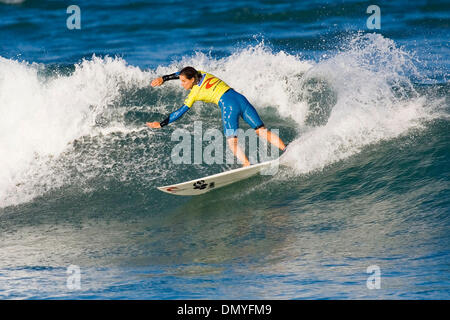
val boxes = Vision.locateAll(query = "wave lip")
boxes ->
[281,33,439,173]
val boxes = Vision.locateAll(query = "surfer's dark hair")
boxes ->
[179,66,202,83]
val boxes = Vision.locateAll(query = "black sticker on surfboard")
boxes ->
[193,180,207,190]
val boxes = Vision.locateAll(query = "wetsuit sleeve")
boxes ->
[160,105,190,127]
[162,71,180,82]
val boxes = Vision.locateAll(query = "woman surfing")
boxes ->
[147,66,286,167]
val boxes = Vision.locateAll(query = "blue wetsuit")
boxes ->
[160,72,264,137]
[218,89,264,137]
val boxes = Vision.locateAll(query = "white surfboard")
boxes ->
[157,159,281,196]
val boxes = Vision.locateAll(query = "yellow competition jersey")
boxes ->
[183,71,231,108]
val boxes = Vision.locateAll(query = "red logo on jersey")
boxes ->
[202,77,220,89]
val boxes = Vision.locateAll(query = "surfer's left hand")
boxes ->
[151,77,164,87]
[146,122,161,129]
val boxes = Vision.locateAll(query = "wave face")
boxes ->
[0,0,449,300]
[0,34,444,208]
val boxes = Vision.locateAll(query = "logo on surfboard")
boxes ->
[193,180,215,190]
[193,180,208,189]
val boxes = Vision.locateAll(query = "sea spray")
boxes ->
[0,56,150,207]
[280,33,435,173]
[0,35,441,207]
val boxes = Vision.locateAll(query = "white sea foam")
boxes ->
[279,34,435,173]
[0,56,150,207]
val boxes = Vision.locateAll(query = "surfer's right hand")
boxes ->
[146,122,161,129]
[151,77,164,87]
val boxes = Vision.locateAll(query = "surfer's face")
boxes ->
[180,74,195,90]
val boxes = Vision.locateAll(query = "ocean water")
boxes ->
[0,0,449,299]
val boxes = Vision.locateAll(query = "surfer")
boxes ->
[147,66,286,167]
